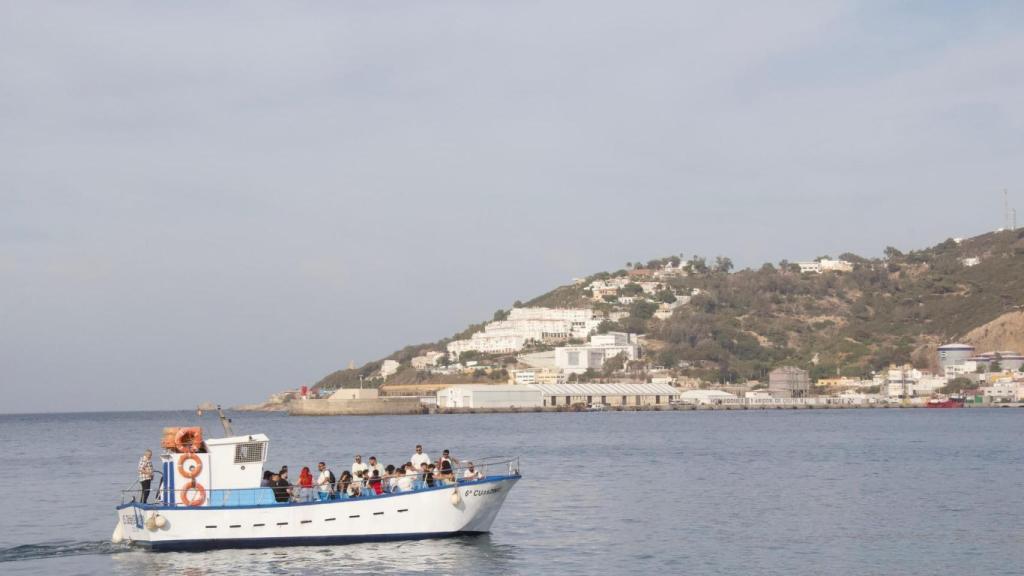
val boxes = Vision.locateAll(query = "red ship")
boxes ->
[926,396,965,408]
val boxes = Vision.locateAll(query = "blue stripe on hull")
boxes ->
[117,474,519,511]
[140,531,489,552]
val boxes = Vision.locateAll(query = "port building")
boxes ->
[530,382,680,407]
[436,385,543,409]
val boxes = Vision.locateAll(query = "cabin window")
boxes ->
[234,442,266,464]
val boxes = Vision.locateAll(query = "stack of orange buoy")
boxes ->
[173,427,206,506]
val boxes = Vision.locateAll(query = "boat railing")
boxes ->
[120,456,520,507]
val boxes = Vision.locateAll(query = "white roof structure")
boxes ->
[679,389,738,401]
[438,384,533,393]
[530,383,680,396]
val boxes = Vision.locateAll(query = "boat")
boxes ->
[586,403,608,412]
[113,413,520,551]
[925,395,965,408]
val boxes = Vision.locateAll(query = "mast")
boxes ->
[216,405,234,436]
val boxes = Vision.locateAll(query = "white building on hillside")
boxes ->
[446,307,601,359]
[447,335,526,358]
[380,359,400,380]
[411,351,446,369]
[797,259,853,274]
[555,332,640,374]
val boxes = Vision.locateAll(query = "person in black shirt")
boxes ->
[271,473,291,503]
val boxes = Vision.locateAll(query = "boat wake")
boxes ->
[0,541,130,563]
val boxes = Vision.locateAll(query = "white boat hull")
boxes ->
[116,475,519,551]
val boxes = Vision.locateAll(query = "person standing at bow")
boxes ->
[138,449,154,503]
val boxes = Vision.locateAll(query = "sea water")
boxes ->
[0,409,1021,575]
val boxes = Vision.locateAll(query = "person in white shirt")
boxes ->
[410,444,432,469]
[316,461,335,500]
[351,454,368,480]
[367,455,385,479]
[395,463,415,492]
[463,461,483,481]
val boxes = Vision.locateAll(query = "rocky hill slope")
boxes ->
[312,230,1024,390]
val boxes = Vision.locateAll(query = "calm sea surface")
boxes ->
[0,409,1021,575]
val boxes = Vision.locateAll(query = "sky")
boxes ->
[1,1,1022,413]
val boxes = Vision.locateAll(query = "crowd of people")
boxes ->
[260,445,486,503]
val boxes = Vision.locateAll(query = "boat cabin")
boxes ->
[159,431,270,507]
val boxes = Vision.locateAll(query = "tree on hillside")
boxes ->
[602,352,628,375]
[884,246,903,260]
[656,289,677,304]
[596,320,619,334]
[715,256,734,273]
[493,309,509,321]
[940,377,974,394]
[630,300,658,320]
[621,282,644,296]
[688,256,709,274]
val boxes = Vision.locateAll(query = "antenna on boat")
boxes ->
[216,405,234,436]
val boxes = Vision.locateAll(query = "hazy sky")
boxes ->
[2,1,1022,413]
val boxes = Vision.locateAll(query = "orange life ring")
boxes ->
[178,452,203,479]
[180,480,206,506]
[174,427,203,452]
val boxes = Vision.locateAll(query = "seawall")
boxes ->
[288,397,425,416]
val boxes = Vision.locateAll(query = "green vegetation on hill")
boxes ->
[311,230,1024,390]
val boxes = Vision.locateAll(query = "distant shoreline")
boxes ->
[236,402,1024,416]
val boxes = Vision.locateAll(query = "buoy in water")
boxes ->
[450,490,461,506]
[111,522,124,543]
[154,514,167,528]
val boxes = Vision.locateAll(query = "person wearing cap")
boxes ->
[410,444,431,469]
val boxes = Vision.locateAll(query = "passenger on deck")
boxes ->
[298,467,314,502]
[463,462,483,481]
[383,464,396,493]
[261,470,273,487]
[349,471,363,497]
[437,449,457,483]
[368,456,384,479]
[336,470,353,498]
[351,454,368,480]
[271,473,290,503]
[411,444,431,469]
[137,449,153,503]
[396,463,415,492]
[316,462,335,500]
[369,470,383,495]
[420,463,435,488]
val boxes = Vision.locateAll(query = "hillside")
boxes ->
[311,230,1024,390]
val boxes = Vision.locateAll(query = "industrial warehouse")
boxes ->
[434,382,681,409]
